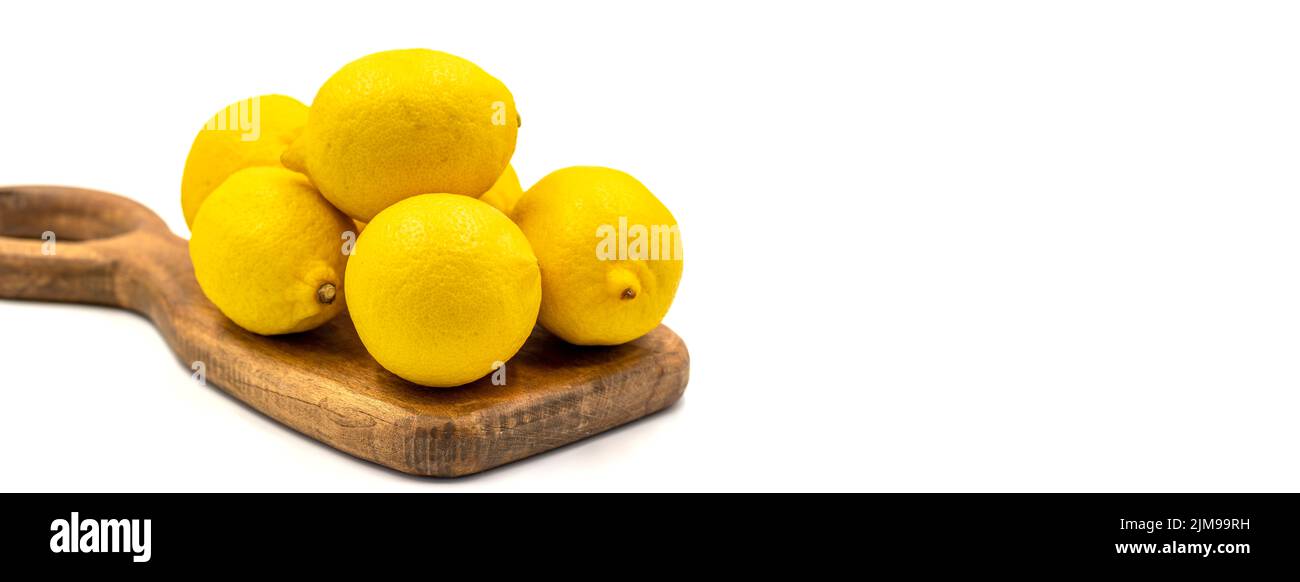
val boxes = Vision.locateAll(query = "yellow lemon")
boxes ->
[180,94,308,227]
[190,167,353,335]
[346,194,541,387]
[513,167,683,345]
[283,49,519,221]
[478,164,524,216]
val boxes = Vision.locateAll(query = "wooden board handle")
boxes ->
[0,185,188,320]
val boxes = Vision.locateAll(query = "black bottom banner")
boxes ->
[1,493,1293,572]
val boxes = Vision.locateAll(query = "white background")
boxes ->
[2,1,1299,492]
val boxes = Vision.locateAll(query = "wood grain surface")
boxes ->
[0,185,689,477]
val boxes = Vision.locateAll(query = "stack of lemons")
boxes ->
[181,49,683,387]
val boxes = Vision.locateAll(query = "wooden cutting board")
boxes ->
[0,185,689,477]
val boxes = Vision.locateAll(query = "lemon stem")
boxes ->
[621,288,636,300]
[317,283,337,305]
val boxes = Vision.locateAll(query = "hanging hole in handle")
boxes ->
[0,185,169,242]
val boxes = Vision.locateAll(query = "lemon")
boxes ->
[180,94,308,227]
[283,49,519,222]
[513,167,683,345]
[346,194,541,387]
[190,167,353,335]
[478,164,524,216]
